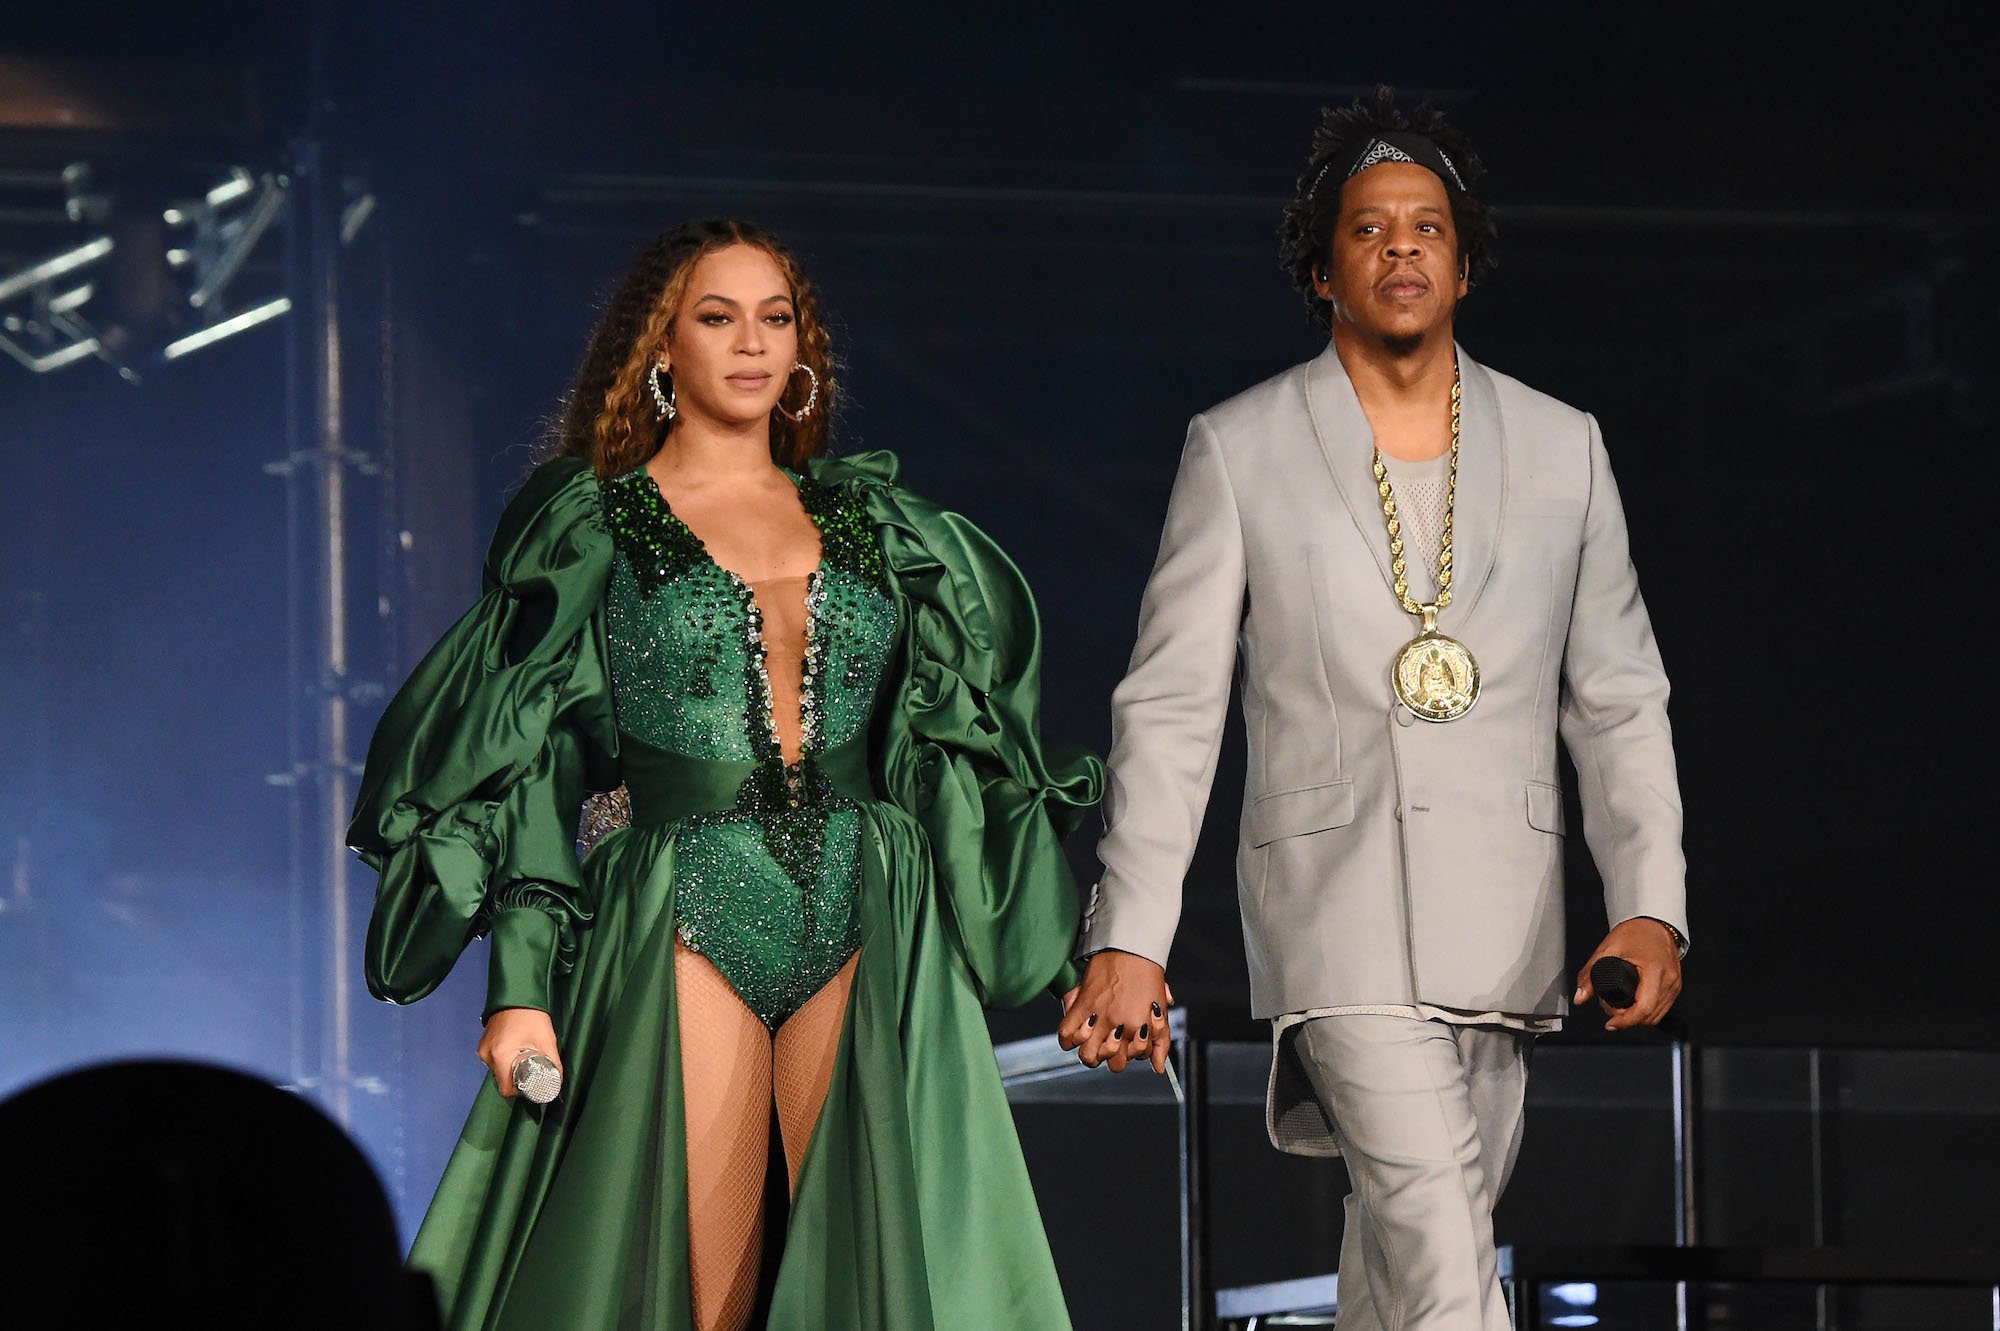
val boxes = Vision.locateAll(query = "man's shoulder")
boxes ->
[1474,357,1592,434]
[1190,358,1313,449]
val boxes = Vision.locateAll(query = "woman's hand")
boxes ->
[477,1007,562,1098]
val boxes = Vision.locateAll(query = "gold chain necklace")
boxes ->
[1372,364,1481,721]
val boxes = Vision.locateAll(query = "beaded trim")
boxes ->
[800,567,829,754]
[576,784,633,857]
[738,577,784,765]
[601,470,704,597]
[795,470,889,594]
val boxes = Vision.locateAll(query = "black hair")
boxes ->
[1278,85,1497,330]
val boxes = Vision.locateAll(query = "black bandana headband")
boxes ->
[1310,130,1468,200]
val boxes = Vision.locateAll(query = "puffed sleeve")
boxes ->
[827,451,1106,1008]
[347,456,619,1019]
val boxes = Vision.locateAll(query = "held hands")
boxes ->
[1575,918,1684,1032]
[478,1006,562,1098]
[1057,949,1174,1074]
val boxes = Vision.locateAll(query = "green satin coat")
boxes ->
[347,451,1103,1330]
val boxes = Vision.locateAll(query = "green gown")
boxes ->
[347,450,1103,1330]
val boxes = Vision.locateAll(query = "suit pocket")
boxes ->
[1526,780,1566,835]
[1246,779,1356,847]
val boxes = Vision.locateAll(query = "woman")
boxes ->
[349,219,1101,1330]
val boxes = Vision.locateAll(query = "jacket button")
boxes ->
[1393,704,1416,727]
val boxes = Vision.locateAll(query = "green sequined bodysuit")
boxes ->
[600,469,897,1029]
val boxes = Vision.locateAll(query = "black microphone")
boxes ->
[1590,956,1641,1010]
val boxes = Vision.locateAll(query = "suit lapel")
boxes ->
[1301,341,1508,632]
[1302,344,1399,599]
[1447,348,1505,630]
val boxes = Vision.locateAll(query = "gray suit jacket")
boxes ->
[1081,344,1687,1025]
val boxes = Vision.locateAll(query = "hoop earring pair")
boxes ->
[648,360,675,421]
[651,359,818,423]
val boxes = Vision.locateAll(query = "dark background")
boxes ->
[2,4,1994,1325]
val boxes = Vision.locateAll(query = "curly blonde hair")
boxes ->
[547,219,837,476]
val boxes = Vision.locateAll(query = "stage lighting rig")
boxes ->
[161,166,290,361]
[0,160,297,379]
[0,233,119,375]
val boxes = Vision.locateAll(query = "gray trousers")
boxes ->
[1294,1014,1533,1331]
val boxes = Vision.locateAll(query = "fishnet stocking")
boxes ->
[675,941,771,1331]
[774,949,860,1191]
[674,942,861,1328]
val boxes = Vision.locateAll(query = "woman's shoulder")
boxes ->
[806,448,1018,555]
[807,449,968,529]
[485,454,616,583]
[496,454,599,524]
[803,447,903,495]
[807,449,1036,640]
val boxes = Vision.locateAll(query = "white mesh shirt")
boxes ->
[1382,450,1452,602]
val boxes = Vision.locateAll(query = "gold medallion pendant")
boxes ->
[1393,623,1481,722]
[1373,363,1480,722]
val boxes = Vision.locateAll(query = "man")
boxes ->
[1058,89,1689,1330]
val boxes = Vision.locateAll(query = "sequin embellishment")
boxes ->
[601,467,898,1027]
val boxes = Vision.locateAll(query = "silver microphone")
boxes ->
[510,1050,562,1104]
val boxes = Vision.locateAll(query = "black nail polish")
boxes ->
[1151,1001,1163,1018]
[1112,1025,1125,1040]
[1139,1024,1151,1039]
[1086,1013,1097,1028]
